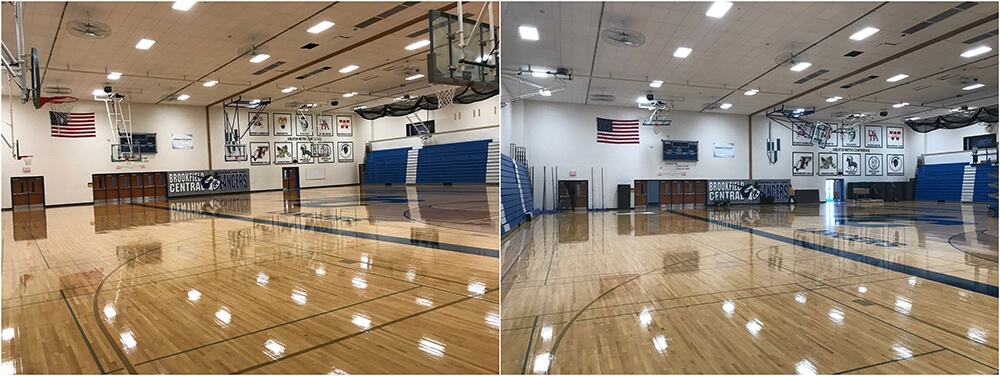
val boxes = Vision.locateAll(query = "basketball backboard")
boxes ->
[427,7,498,91]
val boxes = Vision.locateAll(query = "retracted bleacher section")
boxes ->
[501,153,537,236]
[915,162,998,203]
[364,139,498,184]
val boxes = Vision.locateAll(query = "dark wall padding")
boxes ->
[915,162,998,202]
[416,140,490,183]
[793,189,820,203]
[846,181,910,201]
[501,153,536,236]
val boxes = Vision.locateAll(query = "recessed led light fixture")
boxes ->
[353,106,367,110]
[405,74,425,81]
[405,40,430,50]
[650,80,663,88]
[172,0,196,11]
[826,96,842,103]
[135,39,155,50]
[673,47,692,58]
[961,46,992,58]
[249,53,270,63]
[886,74,908,82]
[539,89,552,96]
[343,92,357,97]
[93,89,105,96]
[339,65,359,73]
[892,102,908,108]
[519,26,539,41]
[963,83,985,90]
[531,71,548,78]
[107,72,122,80]
[203,80,218,87]
[906,117,920,121]
[307,21,335,34]
[790,62,812,72]
[250,99,261,104]
[744,89,759,96]
[281,87,296,93]
[637,96,648,103]
[177,94,190,100]
[720,103,733,109]
[849,27,880,41]
[705,1,733,18]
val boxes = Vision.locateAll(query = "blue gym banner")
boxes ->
[167,169,250,197]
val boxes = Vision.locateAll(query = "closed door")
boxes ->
[282,167,299,190]
[118,174,132,199]
[130,174,143,199]
[634,180,646,206]
[671,181,684,204]
[143,173,155,198]
[11,178,29,206]
[155,173,167,197]
[647,180,659,205]
[684,181,695,204]
[659,180,670,205]
[12,177,44,207]
[93,175,107,201]
[107,175,119,200]
[558,181,588,210]
[695,181,706,204]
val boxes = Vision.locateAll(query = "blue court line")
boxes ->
[668,210,999,298]
[136,203,499,258]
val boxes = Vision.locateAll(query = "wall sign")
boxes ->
[886,154,904,176]
[842,153,861,176]
[171,134,193,149]
[274,142,293,164]
[338,141,354,162]
[337,115,353,136]
[167,169,250,197]
[865,125,883,148]
[317,115,334,136]
[713,142,735,158]
[792,152,814,176]
[841,125,861,147]
[296,113,313,136]
[865,153,883,176]
[885,126,903,149]
[250,142,270,166]
[817,152,838,176]
[274,113,292,136]
[707,179,791,204]
[249,113,269,136]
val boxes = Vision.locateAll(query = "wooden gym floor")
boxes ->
[501,201,998,374]
[2,185,499,374]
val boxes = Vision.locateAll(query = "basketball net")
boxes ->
[434,85,460,109]
[44,96,78,113]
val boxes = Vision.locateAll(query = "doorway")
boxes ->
[11,176,44,208]
[282,167,300,190]
[558,180,588,210]
[825,179,844,202]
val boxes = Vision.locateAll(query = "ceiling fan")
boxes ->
[66,19,112,39]
[601,28,645,48]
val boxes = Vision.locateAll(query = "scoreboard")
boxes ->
[663,140,698,161]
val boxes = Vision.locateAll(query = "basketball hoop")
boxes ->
[18,155,32,165]
[40,96,78,113]
[434,85,460,110]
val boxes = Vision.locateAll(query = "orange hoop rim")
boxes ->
[40,96,79,107]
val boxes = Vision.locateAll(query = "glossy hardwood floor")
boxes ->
[501,201,998,374]
[2,185,499,374]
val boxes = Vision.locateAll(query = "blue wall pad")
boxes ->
[500,153,536,235]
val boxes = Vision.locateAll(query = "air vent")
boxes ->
[901,3,976,35]
[794,69,829,84]
[955,2,977,10]
[252,61,286,75]
[902,22,933,35]
[355,2,417,29]
[588,94,616,102]
[937,73,960,80]
[383,64,405,72]
[407,28,429,38]
[840,75,879,89]
[844,50,863,57]
[301,43,319,49]
[927,8,961,23]
[296,66,331,80]
[912,84,932,91]
[963,29,998,44]
[360,75,379,81]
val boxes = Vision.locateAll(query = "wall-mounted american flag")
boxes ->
[596,117,639,144]
[50,112,96,138]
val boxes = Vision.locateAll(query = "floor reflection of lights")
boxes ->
[264,339,285,359]
[419,337,446,358]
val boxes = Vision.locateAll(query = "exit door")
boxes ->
[11,177,44,207]
[282,167,300,190]
[558,180,588,210]
[825,179,844,202]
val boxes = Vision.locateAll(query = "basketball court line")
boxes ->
[831,348,947,375]
[666,210,998,297]
[60,291,106,374]
[133,202,499,258]
[231,287,500,374]
[10,214,50,268]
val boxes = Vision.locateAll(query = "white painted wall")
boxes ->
[367,99,500,151]
[916,123,997,165]
[515,100,750,210]
[1,99,209,208]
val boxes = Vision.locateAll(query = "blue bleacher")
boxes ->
[364,148,411,184]
[915,162,998,203]
[500,153,536,236]
[363,140,494,184]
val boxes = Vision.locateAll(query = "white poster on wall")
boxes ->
[172,134,193,149]
[713,142,734,158]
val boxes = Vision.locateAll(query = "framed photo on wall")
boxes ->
[249,112,269,136]
[792,127,812,146]
[842,153,861,176]
[792,152,814,176]
[337,115,353,137]
[338,141,354,162]
[865,153,883,176]
[274,113,292,136]
[316,115,334,136]
[296,142,315,164]
[274,142,293,164]
[865,125,883,148]
[886,126,904,149]
[817,152,838,176]
[249,142,270,166]
[317,142,335,163]
[887,154,904,176]
[296,113,313,136]
[841,125,861,147]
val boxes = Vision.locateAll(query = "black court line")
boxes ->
[16,213,51,269]
[667,210,998,297]
[832,348,946,374]
[233,287,500,374]
[133,286,421,367]
[134,202,499,258]
[61,291,106,374]
[519,316,539,375]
